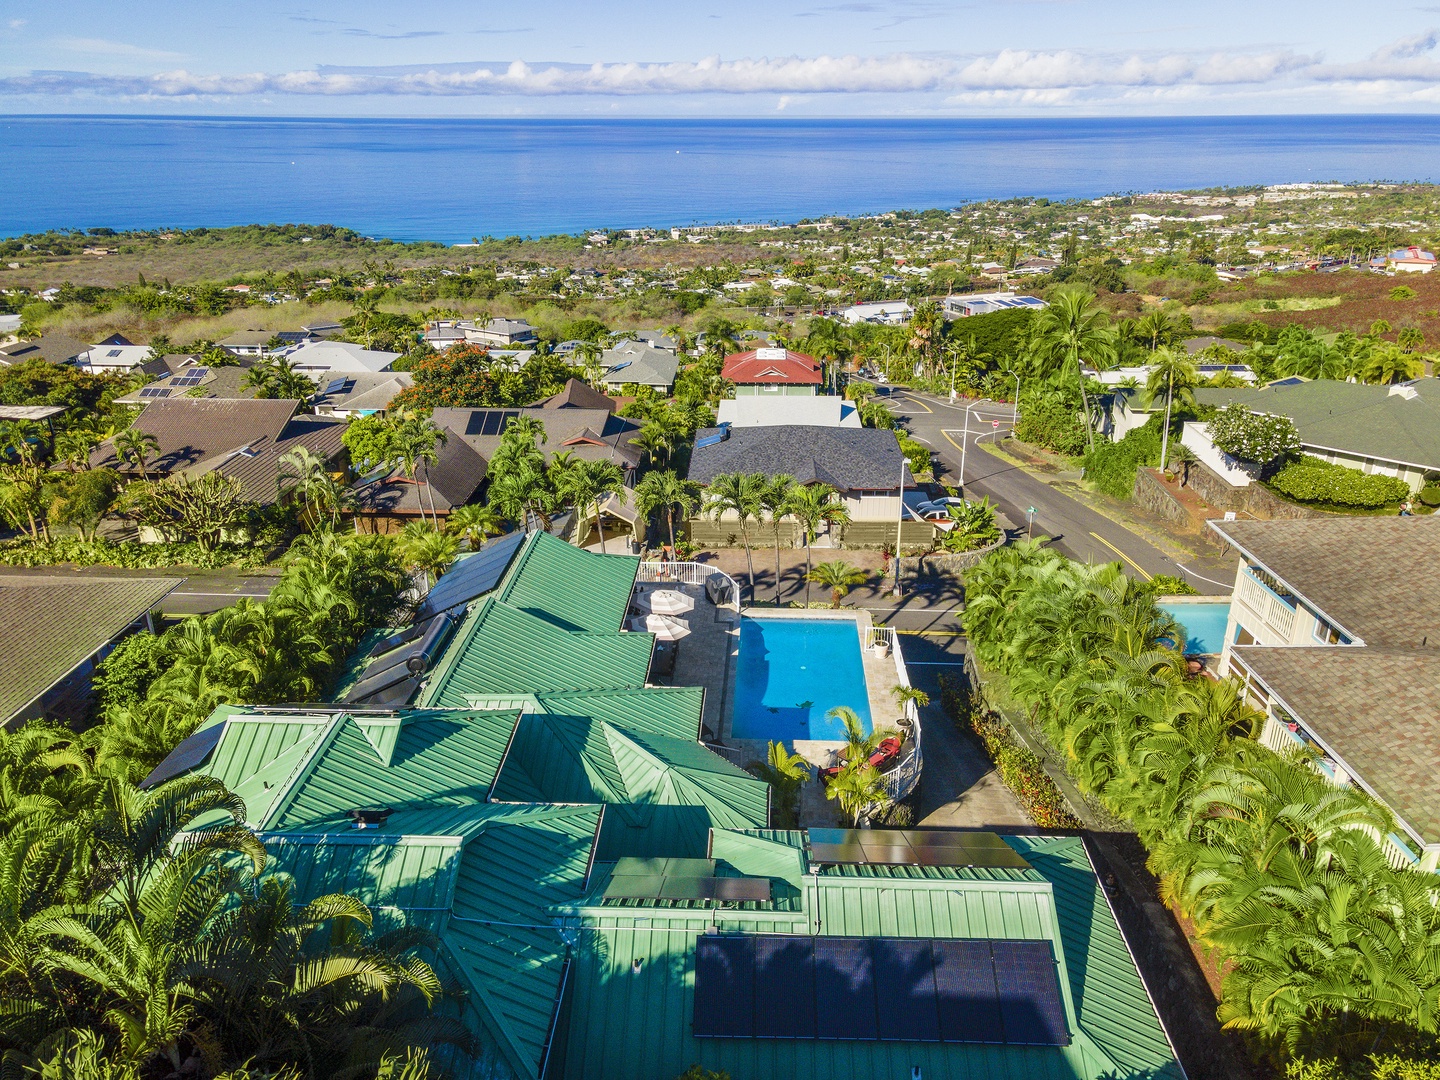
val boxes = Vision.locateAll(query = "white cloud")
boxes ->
[0,36,1433,101]
[55,37,185,60]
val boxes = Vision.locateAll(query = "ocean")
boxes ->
[4,114,1440,243]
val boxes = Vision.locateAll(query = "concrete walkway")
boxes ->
[914,699,1032,829]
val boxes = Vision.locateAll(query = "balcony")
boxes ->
[1236,566,1297,642]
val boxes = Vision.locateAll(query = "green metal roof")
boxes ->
[551,831,1180,1080]
[533,686,704,741]
[490,711,769,861]
[495,530,639,632]
[419,598,654,706]
[260,803,601,1080]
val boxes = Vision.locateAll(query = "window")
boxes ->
[1313,619,1343,645]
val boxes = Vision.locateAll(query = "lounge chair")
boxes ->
[819,736,902,785]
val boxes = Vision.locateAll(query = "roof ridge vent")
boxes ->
[1388,383,1419,400]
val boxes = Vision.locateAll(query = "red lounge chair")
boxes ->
[820,737,902,784]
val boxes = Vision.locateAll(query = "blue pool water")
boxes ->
[1158,601,1232,655]
[732,617,872,742]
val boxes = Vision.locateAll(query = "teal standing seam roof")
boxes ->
[261,803,602,1080]
[552,830,1181,1080]
[495,530,640,632]
[533,686,704,741]
[419,598,654,706]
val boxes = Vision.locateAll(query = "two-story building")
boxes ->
[721,347,823,397]
[1210,516,1440,872]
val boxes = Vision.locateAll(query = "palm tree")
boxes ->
[399,524,459,586]
[55,429,99,472]
[114,427,161,481]
[631,422,674,468]
[445,504,503,549]
[759,474,796,605]
[556,458,625,553]
[392,417,447,526]
[1135,309,1178,352]
[744,740,811,828]
[632,469,699,553]
[1029,288,1115,453]
[1359,343,1423,385]
[786,484,851,606]
[891,684,930,713]
[704,472,766,603]
[278,445,347,529]
[807,560,869,608]
[1144,347,1199,472]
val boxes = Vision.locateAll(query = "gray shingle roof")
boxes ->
[688,426,910,490]
[1209,517,1440,647]
[1234,646,1440,844]
[352,435,488,516]
[1194,378,1440,469]
[0,334,90,366]
[598,342,680,389]
[0,574,181,725]
[92,398,300,475]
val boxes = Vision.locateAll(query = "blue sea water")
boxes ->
[3,114,1440,243]
[732,616,873,743]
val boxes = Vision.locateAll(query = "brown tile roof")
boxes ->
[205,413,347,504]
[92,398,300,475]
[351,434,488,516]
[1209,517,1440,647]
[0,574,181,725]
[1234,645,1440,844]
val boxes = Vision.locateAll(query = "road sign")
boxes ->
[992,420,1001,428]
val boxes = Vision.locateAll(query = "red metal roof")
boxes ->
[721,348,823,385]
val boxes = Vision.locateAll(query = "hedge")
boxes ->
[1267,456,1411,509]
[1082,422,1162,499]
[0,536,272,569]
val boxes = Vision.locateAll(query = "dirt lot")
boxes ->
[1192,267,1440,338]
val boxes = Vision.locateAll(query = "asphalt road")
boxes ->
[864,383,1234,595]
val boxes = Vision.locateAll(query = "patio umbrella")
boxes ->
[630,613,691,641]
[638,589,695,616]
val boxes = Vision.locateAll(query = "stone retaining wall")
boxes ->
[1181,458,1326,520]
[1131,467,1191,525]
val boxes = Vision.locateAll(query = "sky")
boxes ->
[4,1,1440,116]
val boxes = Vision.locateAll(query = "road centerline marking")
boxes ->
[1088,531,1153,580]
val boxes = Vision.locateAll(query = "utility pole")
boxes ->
[892,449,906,597]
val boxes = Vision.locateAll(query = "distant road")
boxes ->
[859,382,1234,594]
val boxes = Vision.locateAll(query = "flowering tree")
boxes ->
[1207,404,1300,467]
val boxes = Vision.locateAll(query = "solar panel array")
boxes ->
[171,368,209,387]
[414,529,526,620]
[693,934,1069,1046]
[139,723,226,789]
[139,387,172,399]
[322,377,356,395]
[806,829,1033,870]
[604,858,771,903]
[463,409,522,437]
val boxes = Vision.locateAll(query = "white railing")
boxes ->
[1238,568,1297,642]
[866,625,923,801]
[637,561,742,610]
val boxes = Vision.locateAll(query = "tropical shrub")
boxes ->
[1141,574,1198,597]
[1014,386,1087,455]
[1082,423,1161,499]
[1267,456,1411,509]
[938,496,1001,553]
[962,540,1440,1065]
[897,433,931,476]
[1207,403,1301,466]
[0,535,271,569]
[1419,484,1440,508]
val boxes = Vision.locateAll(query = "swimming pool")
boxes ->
[731,616,873,742]
[1158,600,1232,655]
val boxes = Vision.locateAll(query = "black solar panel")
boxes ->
[692,934,1069,1047]
[366,621,425,659]
[139,722,225,789]
[933,939,1003,1043]
[875,938,940,1042]
[991,940,1069,1046]
[415,529,526,620]
[813,937,877,1040]
[806,829,1032,870]
[708,878,771,902]
[605,858,770,903]
[754,936,815,1038]
[693,936,753,1037]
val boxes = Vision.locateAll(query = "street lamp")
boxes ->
[892,444,906,596]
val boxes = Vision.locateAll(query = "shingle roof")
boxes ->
[92,398,299,473]
[721,348,823,385]
[531,379,617,411]
[1194,378,1440,469]
[432,407,643,471]
[688,425,912,490]
[310,372,414,414]
[1233,646,1440,844]
[0,574,180,725]
[1209,517,1440,647]
[116,364,260,404]
[351,434,488,517]
[204,413,346,504]
[0,333,89,366]
[216,330,277,349]
[597,342,680,388]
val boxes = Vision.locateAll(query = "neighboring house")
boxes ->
[0,574,180,728]
[301,321,344,338]
[716,394,861,428]
[531,378,617,411]
[979,262,1008,277]
[216,330,280,356]
[1191,378,1440,492]
[721,347,824,397]
[281,339,400,373]
[116,358,259,405]
[422,320,468,349]
[143,530,1181,1080]
[942,291,1047,318]
[0,314,22,338]
[1370,246,1437,274]
[598,340,680,393]
[1209,516,1440,872]
[91,398,345,506]
[839,301,913,325]
[0,333,89,367]
[688,425,920,544]
[308,371,414,418]
[81,343,154,374]
[349,433,487,532]
[632,329,679,353]
[432,406,644,478]
[1014,256,1060,276]
[462,317,539,347]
